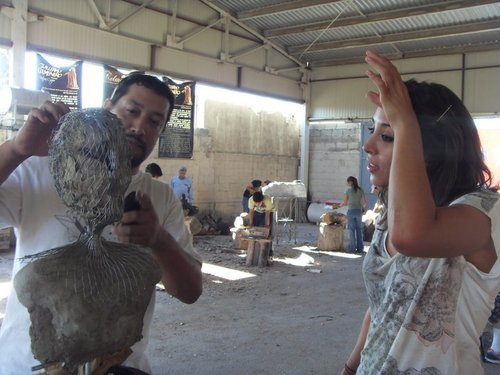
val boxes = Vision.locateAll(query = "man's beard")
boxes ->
[131,156,143,168]
[126,134,147,168]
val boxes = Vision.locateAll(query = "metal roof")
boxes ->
[205,0,500,67]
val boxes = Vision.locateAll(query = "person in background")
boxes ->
[342,50,500,375]
[170,166,193,204]
[242,179,262,213]
[0,74,202,374]
[341,176,366,253]
[145,162,163,178]
[248,191,275,258]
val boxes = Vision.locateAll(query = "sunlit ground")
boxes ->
[199,243,368,283]
[291,244,367,259]
[201,263,256,281]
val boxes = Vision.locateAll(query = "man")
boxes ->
[170,166,193,204]
[241,179,262,213]
[248,191,273,228]
[0,74,202,374]
[145,162,163,178]
[248,191,275,258]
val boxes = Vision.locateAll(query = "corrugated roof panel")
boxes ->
[396,30,500,50]
[299,29,500,65]
[269,3,500,53]
[243,2,359,31]
[207,1,500,67]
[212,0,286,15]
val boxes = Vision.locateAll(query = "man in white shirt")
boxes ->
[0,74,203,374]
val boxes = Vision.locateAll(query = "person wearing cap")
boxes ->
[170,166,193,204]
[242,179,262,213]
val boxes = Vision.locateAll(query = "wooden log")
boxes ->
[246,239,271,267]
[318,223,344,251]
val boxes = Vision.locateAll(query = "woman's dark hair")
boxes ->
[109,73,176,128]
[347,176,360,191]
[405,79,492,206]
[375,80,492,229]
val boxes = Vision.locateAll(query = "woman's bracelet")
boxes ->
[344,363,356,375]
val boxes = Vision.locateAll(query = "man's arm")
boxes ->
[248,208,254,226]
[113,191,202,304]
[0,101,69,185]
[265,209,271,227]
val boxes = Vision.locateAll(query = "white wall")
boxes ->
[306,51,500,204]
[309,51,500,120]
[144,100,301,223]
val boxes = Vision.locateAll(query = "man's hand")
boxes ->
[114,190,203,304]
[113,191,162,248]
[12,101,70,158]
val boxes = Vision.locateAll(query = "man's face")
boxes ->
[105,84,169,170]
[179,170,186,179]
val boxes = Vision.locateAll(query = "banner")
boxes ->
[158,79,195,159]
[103,64,125,101]
[36,54,82,110]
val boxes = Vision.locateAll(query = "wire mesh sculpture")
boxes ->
[13,109,162,373]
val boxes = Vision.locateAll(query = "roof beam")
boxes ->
[199,0,305,68]
[108,0,155,30]
[176,16,223,44]
[311,41,500,67]
[288,19,500,55]
[238,0,342,21]
[265,0,499,38]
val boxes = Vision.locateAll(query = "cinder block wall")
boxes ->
[308,123,361,203]
[145,100,300,224]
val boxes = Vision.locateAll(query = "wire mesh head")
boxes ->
[49,108,132,232]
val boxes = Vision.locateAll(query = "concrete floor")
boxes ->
[0,223,498,374]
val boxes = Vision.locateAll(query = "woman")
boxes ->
[341,176,366,253]
[342,51,500,374]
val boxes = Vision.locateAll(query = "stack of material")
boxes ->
[262,180,308,223]
[317,212,347,251]
[261,180,307,198]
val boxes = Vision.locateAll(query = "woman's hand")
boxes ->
[364,50,416,131]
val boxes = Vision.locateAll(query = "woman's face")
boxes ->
[363,107,394,188]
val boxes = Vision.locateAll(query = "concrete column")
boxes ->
[11,0,28,87]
